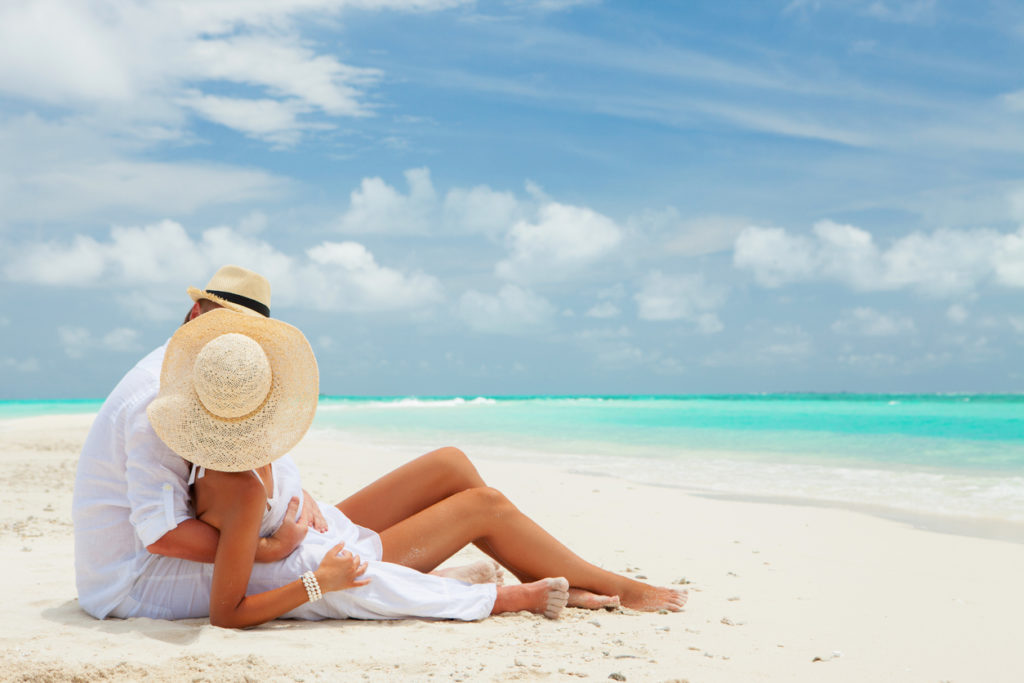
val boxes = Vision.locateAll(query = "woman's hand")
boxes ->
[316,542,370,593]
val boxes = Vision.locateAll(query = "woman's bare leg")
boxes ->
[378,487,687,612]
[336,447,485,532]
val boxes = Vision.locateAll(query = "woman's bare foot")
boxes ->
[567,588,621,610]
[492,578,570,619]
[432,559,504,585]
[619,585,688,612]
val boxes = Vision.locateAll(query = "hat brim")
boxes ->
[148,308,318,472]
[187,286,266,317]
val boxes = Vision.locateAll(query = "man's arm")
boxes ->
[146,518,219,562]
[146,497,308,563]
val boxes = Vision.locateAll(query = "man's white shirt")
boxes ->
[72,344,194,619]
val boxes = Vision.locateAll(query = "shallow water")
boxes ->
[6,394,1023,528]
[312,395,1024,526]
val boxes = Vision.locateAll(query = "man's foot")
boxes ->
[492,578,570,619]
[567,588,621,610]
[432,559,504,585]
[619,585,688,612]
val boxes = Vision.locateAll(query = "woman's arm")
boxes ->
[199,471,369,629]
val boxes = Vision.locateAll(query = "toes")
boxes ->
[543,577,570,619]
[492,561,505,586]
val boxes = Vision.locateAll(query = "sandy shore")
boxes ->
[2,414,1022,682]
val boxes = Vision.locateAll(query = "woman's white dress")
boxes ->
[116,455,497,622]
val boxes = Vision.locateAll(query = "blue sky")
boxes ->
[2,0,1024,399]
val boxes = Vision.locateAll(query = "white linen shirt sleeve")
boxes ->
[124,399,193,548]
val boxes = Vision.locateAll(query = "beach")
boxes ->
[2,412,1023,682]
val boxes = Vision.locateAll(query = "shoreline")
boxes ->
[5,412,1024,545]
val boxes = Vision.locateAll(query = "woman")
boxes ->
[149,309,685,628]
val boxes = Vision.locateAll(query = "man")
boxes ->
[73,265,499,619]
[72,266,321,618]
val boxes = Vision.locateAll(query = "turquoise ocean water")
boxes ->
[5,394,1023,531]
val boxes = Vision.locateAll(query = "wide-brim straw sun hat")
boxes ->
[187,264,272,318]
[147,308,318,472]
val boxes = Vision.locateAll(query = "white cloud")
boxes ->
[574,326,684,373]
[733,225,818,287]
[585,284,624,319]
[58,326,141,358]
[334,168,529,238]
[831,307,916,336]
[0,357,40,373]
[864,0,936,23]
[666,213,750,257]
[0,115,291,221]
[0,1,460,144]
[336,168,438,234]
[180,93,316,146]
[1009,317,1024,335]
[585,301,621,319]
[3,219,443,314]
[702,324,814,367]
[627,208,748,257]
[634,271,726,333]
[304,241,444,312]
[1001,90,1024,113]
[496,202,623,282]
[458,285,556,334]
[783,0,935,23]
[443,185,523,238]
[947,304,969,325]
[734,221,1024,297]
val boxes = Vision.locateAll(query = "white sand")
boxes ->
[2,414,1022,682]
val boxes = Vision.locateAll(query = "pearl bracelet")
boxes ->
[300,570,323,603]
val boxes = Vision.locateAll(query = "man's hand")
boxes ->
[254,497,307,562]
[298,489,328,532]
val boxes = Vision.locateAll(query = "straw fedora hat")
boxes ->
[147,308,319,471]
[188,264,271,318]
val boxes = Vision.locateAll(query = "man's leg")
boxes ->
[336,446,485,532]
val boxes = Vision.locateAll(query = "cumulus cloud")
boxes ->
[337,168,438,234]
[3,220,443,314]
[457,285,557,334]
[59,326,142,358]
[304,241,444,312]
[585,301,621,319]
[443,185,523,238]
[702,324,814,367]
[946,304,969,324]
[626,208,749,257]
[335,168,524,237]
[1,356,40,373]
[496,203,623,282]
[572,327,683,373]
[333,170,624,281]
[634,271,726,333]
[734,220,1024,297]
[831,307,916,336]
[584,284,625,319]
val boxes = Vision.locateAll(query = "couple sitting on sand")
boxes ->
[72,265,687,628]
